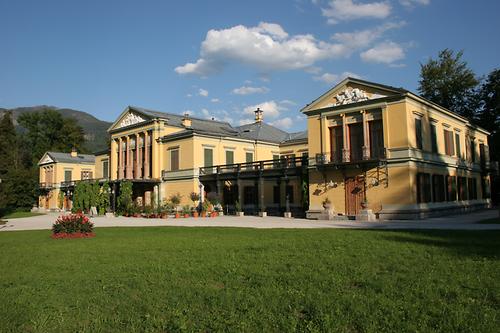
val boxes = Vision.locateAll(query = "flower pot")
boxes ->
[184,214,190,218]
[193,212,199,218]
[201,212,206,217]
[175,213,180,218]
[237,211,244,217]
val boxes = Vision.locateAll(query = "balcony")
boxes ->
[198,156,308,180]
[39,182,53,189]
[315,147,386,166]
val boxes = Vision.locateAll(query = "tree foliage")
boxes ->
[17,108,86,165]
[418,49,479,119]
[117,181,133,214]
[476,69,500,161]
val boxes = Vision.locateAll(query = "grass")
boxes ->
[0,228,499,333]
[1,211,45,219]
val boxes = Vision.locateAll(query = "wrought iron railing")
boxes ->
[199,156,308,175]
[315,147,386,165]
[39,182,53,189]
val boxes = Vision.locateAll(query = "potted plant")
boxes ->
[259,205,267,217]
[235,200,244,217]
[169,193,182,218]
[182,205,191,218]
[322,197,332,210]
[202,200,212,217]
[192,206,199,218]
[189,191,200,211]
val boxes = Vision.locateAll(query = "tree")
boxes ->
[17,108,87,164]
[418,49,479,119]
[0,111,19,175]
[476,69,500,161]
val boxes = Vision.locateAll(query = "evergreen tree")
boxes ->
[418,49,479,119]
[0,111,18,176]
[476,69,500,162]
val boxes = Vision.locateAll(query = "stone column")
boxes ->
[118,137,124,179]
[144,131,150,178]
[135,133,141,179]
[341,114,350,162]
[126,136,132,179]
[259,176,265,213]
[361,110,370,160]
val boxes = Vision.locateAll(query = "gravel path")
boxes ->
[1,209,499,231]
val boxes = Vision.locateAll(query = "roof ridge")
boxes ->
[129,105,233,126]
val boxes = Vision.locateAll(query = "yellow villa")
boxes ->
[37,78,494,219]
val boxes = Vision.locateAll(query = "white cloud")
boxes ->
[201,108,212,119]
[360,41,405,64]
[211,98,220,103]
[322,0,391,24]
[399,0,430,8]
[313,71,361,84]
[280,99,297,106]
[198,88,209,97]
[186,93,192,98]
[243,100,287,119]
[269,117,293,129]
[232,86,270,95]
[175,22,351,76]
[331,21,405,52]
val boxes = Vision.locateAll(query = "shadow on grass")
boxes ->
[380,229,500,260]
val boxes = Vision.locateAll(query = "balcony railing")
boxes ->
[315,147,386,165]
[60,180,76,188]
[199,156,308,176]
[39,182,53,189]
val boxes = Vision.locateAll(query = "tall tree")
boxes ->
[0,111,18,176]
[418,49,479,119]
[17,108,87,164]
[477,69,500,161]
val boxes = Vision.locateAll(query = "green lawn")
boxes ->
[2,211,45,219]
[0,228,499,333]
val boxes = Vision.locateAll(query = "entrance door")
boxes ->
[345,176,365,216]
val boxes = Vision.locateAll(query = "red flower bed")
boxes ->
[52,213,94,239]
[51,232,96,239]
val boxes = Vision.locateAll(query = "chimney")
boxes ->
[181,113,192,128]
[254,108,263,122]
[70,147,78,158]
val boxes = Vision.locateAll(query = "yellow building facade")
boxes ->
[38,78,493,219]
[302,78,492,219]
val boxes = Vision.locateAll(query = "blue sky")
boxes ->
[1,0,499,132]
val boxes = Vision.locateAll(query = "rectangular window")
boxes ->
[349,123,363,161]
[457,177,467,200]
[417,173,431,203]
[430,124,438,153]
[64,170,72,182]
[469,138,476,162]
[446,176,457,201]
[369,120,384,159]
[243,186,256,205]
[273,154,280,168]
[102,160,109,179]
[245,152,253,170]
[455,133,461,158]
[468,178,477,200]
[415,118,423,149]
[170,149,179,171]
[444,130,455,156]
[81,170,92,180]
[225,150,234,165]
[432,175,445,202]
[204,148,213,167]
[329,126,343,163]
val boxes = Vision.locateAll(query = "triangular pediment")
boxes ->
[301,77,406,113]
[108,107,151,132]
[38,152,54,165]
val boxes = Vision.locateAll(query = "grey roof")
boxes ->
[235,122,290,143]
[129,106,308,145]
[129,106,238,136]
[46,152,95,164]
[281,130,308,144]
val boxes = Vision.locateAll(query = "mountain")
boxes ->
[0,106,111,153]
